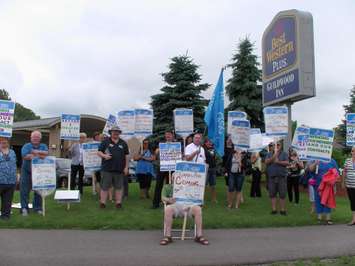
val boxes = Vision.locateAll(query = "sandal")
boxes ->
[160,236,172,246]
[326,220,333,225]
[195,236,209,245]
[347,221,355,226]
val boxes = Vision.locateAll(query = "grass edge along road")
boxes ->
[0,178,351,230]
[267,256,355,266]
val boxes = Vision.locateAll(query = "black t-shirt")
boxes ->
[98,138,129,173]
[204,147,216,169]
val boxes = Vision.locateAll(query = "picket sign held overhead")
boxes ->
[230,120,250,150]
[249,128,264,152]
[0,99,15,138]
[134,109,153,140]
[83,142,101,171]
[263,106,288,136]
[103,114,117,136]
[60,114,81,141]
[306,128,334,162]
[173,162,207,206]
[32,156,57,216]
[292,125,310,160]
[227,111,247,135]
[159,142,182,172]
[174,108,193,138]
[346,113,355,147]
[117,110,135,140]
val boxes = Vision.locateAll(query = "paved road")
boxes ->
[0,225,354,266]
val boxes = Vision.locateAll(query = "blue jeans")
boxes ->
[20,170,42,212]
[228,172,245,192]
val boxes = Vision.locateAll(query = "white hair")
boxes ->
[31,130,42,139]
[80,132,87,138]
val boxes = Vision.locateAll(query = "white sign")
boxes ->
[227,111,247,135]
[249,128,264,152]
[173,162,207,206]
[292,126,310,160]
[60,114,81,140]
[0,100,15,138]
[263,106,288,136]
[103,114,117,136]
[134,109,153,139]
[32,156,56,197]
[231,120,250,150]
[174,108,193,137]
[306,128,334,162]
[117,110,135,140]
[159,142,182,172]
[83,142,101,171]
[346,113,355,147]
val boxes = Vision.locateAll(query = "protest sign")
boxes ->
[230,120,250,150]
[83,142,101,171]
[159,142,182,172]
[134,109,153,139]
[292,126,310,160]
[60,114,81,140]
[263,106,288,136]
[262,134,275,147]
[117,110,135,140]
[306,128,334,162]
[346,113,355,147]
[227,111,247,135]
[174,108,193,137]
[249,128,264,152]
[173,162,207,206]
[0,100,15,138]
[32,156,56,216]
[103,114,117,136]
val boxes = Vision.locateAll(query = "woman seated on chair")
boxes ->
[159,178,209,246]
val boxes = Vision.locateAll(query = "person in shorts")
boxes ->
[159,175,209,246]
[97,126,129,209]
[265,141,289,215]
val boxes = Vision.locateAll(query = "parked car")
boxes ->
[56,158,93,188]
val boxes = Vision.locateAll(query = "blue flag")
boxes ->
[204,69,225,156]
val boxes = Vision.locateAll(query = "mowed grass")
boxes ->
[0,177,351,230]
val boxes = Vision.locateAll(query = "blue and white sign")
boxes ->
[262,9,315,106]
[174,108,193,137]
[346,113,355,147]
[231,120,250,150]
[117,110,135,140]
[0,100,15,138]
[134,109,153,139]
[83,142,101,171]
[60,114,81,140]
[306,128,334,162]
[32,156,56,197]
[263,106,288,136]
[173,162,207,206]
[103,114,117,136]
[292,126,310,160]
[227,111,247,135]
[249,128,264,152]
[159,142,182,172]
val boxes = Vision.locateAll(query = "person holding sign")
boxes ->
[265,141,289,215]
[0,137,17,220]
[184,133,206,163]
[286,150,304,204]
[69,132,87,195]
[134,139,155,199]
[203,138,217,203]
[97,126,129,209]
[20,131,48,216]
[342,146,355,226]
[160,174,209,246]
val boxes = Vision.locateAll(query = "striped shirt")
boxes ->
[344,158,355,188]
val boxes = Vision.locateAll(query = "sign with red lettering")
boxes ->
[173,162,207,206]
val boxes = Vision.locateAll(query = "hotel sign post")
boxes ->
[262,9,315,149]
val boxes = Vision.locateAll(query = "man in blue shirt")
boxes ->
[20,131,48,216]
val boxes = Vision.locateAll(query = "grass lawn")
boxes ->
[269,256,355,266]
[0,177,351,230]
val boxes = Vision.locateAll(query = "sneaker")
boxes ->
[99,203,106,209]
[115,203,122,209]
[21,208,28,217]
[280,211,287,216]
[271,210,278,215]
[36,210,43,215]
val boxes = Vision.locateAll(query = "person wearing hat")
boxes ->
[97,126,129,209]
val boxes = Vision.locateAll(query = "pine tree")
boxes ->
[225,38,264,129]
[150,55,209,143]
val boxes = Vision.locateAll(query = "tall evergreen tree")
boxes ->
[225,38,264,129]
[150,55,209,142]
[0,89,40,122]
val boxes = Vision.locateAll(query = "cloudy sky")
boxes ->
[0,0,354,129]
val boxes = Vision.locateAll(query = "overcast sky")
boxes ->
[0,0,354,129]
